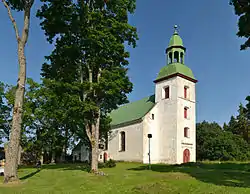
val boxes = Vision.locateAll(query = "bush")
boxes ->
[105,159,116,168]
[98,159,116,168]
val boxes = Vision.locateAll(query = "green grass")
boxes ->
[1,162,250,193]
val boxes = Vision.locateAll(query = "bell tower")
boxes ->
[166,25,186,64]
[153,25,197,164]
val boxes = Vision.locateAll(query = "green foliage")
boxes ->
[0,83,14,143]
[230,0,250,50]
[5,0,34,11]
[104,159,116,168]
[197,121,250,161]
[224,102,250,143]
[36,0,138,164]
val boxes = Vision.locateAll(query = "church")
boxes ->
[72,26,197,164]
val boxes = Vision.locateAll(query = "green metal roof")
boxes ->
[155,63,195,81]
[168,30,183,47]
[110,95,155,127]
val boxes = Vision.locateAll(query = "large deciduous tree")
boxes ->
[1,0,35,183]
[37,0,138,171]
[230,0,250,50]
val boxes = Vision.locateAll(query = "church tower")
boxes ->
[153,25,197,164]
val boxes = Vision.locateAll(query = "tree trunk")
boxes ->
[2,0,33,183]
[4,43,26,183]
[89,110,100,172]
[64,127,68,161]
[18,146,22,165]
[51,152,56,164]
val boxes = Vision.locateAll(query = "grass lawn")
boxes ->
[0,162,250,193]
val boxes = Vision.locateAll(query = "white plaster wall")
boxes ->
[155,77,178,164]
[176,76,196,164]
[142,105,159,164]
[108,122,144,162]
[73,145,107,163]
[154,75,196,164]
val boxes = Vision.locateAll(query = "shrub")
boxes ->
[105,159,116,168]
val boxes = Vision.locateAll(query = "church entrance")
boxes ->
[183,149,190,163]
[104,152,108,163]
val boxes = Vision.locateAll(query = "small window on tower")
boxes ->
[184,127,189,138]
[164,86,170,99]
[152,114,154,120]
[184,107,188,119]
[184,86,188,99]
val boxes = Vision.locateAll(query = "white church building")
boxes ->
[72,26,197,164]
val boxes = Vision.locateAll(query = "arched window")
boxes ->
[120,131,125,152]
[180,52,184,63]
[183,149,190,163]
[184,86,188,99]
[169,52,173,64]
[184,127,189,138]
[174,51,179,63]
[184,107,188,119]
[164,86,169,99]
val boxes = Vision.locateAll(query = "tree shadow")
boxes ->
[39,163,91,172]
[20,169,41,180]
[128,162,250,188]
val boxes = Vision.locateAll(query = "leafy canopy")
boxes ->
[231,0,250,50]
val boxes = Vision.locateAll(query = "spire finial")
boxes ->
[174,25,178,34]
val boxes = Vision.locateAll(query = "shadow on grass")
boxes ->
[20,169,41,180]
[39,163,90,172]
[128,162,250,188]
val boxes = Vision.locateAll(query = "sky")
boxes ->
[0,0,249,126]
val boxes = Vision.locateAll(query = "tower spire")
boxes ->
[166,25,186,64]
[174,25,178,35]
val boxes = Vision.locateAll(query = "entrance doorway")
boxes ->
[104,152,108,163]
[183,149,190,163]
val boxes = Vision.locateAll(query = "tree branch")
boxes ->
[85,121,92,142]
[1,0,20,42]
[21,7,32,45]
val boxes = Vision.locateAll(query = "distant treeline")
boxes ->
[197,96,250,161]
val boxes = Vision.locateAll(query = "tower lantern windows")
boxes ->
[174,51,179,63]
[168,52,173,64]
[180,52,184,64]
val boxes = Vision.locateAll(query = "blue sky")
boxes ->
[0,0,249,126]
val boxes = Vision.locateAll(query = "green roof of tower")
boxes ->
[155,62,195,81]
[168,25,183,47]
[110,95,155,128]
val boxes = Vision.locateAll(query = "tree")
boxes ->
[1,0,35,183]
[235,103,250,142]
[224,103,250,142]
[37,0,138,171]
[0,82,9,145]
[20,78,75,164]
[197,121,250,161]
[230,0,250,50]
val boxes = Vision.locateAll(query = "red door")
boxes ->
[104,152,108,163]
[183,149,190,163]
